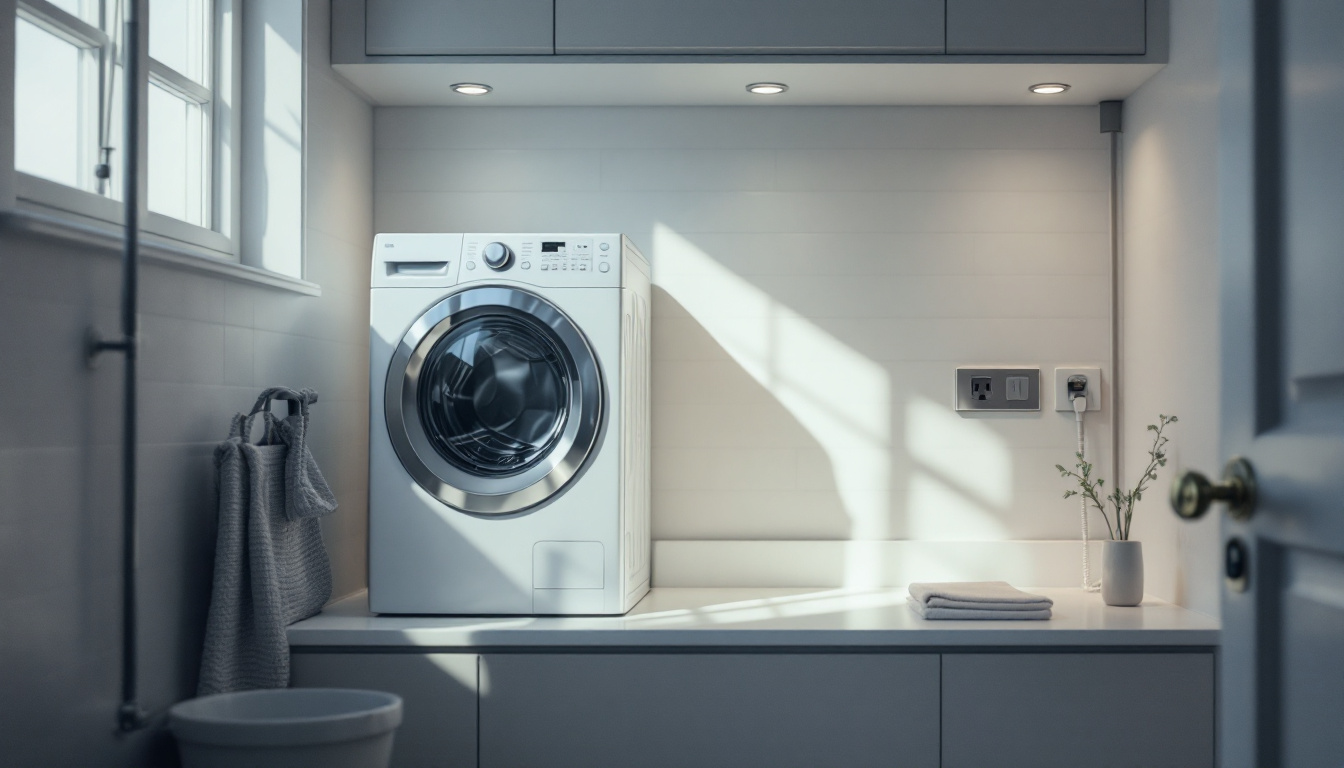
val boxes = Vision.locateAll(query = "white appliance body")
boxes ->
[369,233,651,615]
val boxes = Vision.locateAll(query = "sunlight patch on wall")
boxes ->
[904,396,1014,540]
[653,224,892,585]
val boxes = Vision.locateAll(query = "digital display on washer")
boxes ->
[541,242,565,253]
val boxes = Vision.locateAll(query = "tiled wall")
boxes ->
[374,106,1114,549]
[0,3,371,765]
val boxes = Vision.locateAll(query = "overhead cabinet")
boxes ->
[554,0,945,54]
[946,0,1147,55]
[342,0,1160,60]
[365,0,554,55]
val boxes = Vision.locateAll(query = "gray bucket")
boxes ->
[169,688,403,768]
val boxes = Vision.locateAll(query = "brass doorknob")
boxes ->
[1170,457,1258,521]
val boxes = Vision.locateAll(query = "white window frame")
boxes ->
[1,0,311,292]
[11,0,238,257]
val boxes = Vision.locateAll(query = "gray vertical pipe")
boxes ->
[87,0,144,732]
[116,0,144,733]
[1101,101,1123,499]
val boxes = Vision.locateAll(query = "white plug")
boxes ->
[1073,395,1087,419]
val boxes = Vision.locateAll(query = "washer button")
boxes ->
[598,262,611,273]
[540,264,549,271]
[465,261,476,270]
[599,243,610,251]
[521,261,531,270]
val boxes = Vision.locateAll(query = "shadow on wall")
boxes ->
[649,224,1020,582]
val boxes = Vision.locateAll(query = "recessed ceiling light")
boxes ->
[451,83,492,95]
[746,82,788,95]
[1029,83,1071,95]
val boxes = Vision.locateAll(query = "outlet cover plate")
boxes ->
[955,368,1040,412]
[1054,367,1102,411]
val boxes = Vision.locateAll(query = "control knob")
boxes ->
[482,242,514,270]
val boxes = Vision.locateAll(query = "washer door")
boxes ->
[386,286,604,515]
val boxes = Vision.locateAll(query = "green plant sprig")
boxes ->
[1055,414,1177,541]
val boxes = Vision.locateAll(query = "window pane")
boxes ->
[14,19,94,189]
[150,0,211,85]
[46,0,98,24]
[148,82,208,226]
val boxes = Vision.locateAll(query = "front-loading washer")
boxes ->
[368,233,651,615]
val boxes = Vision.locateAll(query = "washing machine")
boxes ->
[368,233,651,615]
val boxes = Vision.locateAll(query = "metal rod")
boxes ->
[116,0,144,734]
[1109,128,1122,497]
[1100,100,1123,500]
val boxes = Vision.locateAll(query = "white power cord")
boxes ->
[1075,396,1101,592]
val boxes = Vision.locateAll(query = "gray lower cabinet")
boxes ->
[941,653,1215,768]
[554,0,945,54]
[365,0,554,55]
[478,653,941,768]
[946,0,1147,55]
[290,652,479,768]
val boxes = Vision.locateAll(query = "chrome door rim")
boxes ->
[385,286,604,515]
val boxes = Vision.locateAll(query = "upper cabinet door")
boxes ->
[946,0,1147,55]
[555,0,945,54]
[366,0,555,55]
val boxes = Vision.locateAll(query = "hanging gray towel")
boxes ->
[198,388,338,695]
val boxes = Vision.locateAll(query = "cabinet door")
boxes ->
[479,653,940,768]
[942,653,1215,768]
[946,0,1147,55]
[291,653,478,768]
[555,0,945,54]
[366,0,554,55]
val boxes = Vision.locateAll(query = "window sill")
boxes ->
[1,204,322,297]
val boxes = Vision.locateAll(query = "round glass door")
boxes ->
[386,286,604,515]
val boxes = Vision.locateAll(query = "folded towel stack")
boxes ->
[907,581,1053,620]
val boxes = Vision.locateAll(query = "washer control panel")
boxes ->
[459,234,622,286]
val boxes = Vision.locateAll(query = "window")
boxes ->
[147,0,210,227]
[8,0,305,279]
[14,0,111,194]
[11,0,239,258]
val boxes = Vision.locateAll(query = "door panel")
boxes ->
[1277,547,1344,766]
[941,653,1215,768]
[366,0,554,55]
[478,653,941,768]
[946,0,1147,55]
[555,0,945,54]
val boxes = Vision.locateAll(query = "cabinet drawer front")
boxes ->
[480,653,940,768]
[947,0,1147,55]
[291,653,479,768]
[556,0,945,54]
[366,0,554,55]
[942,652,1214,768]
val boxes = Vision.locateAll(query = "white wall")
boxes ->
[375,106,1115,578]
[1120,0,1223,617]
[0,2,372,764]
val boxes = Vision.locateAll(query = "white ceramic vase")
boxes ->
[1102,540,1144,606]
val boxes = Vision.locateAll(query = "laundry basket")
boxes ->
[168,688,402,768]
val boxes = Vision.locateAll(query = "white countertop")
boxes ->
[288,588,1219,648]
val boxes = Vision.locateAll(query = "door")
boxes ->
[385,286,604,515]
[554,0,944,54]
[365,0,554,55]
[1192,0,1344,764]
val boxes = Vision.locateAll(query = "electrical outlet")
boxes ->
[971,376,992,401]
[1054,367,1102,411]
[956,368,1040,411]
